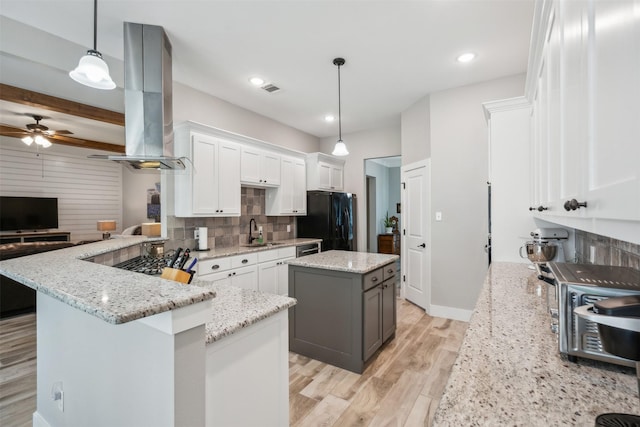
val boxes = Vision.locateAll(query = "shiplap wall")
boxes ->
[0,141,122,241]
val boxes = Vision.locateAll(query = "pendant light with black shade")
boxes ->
[69,0,116,90]
[331,57,349,156]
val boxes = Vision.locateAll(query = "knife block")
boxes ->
[161,267,194,284]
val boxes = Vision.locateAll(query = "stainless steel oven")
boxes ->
[548,263,640,367]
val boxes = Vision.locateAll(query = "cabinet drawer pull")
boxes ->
[211,265,220,270]
[371,276,378,282]
[242,259,249,264]
[563,199,587,211]
[387,268,394,273]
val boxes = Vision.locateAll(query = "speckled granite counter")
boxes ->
[188,237,321,260]
[433,262,638,426]
[193,279,296,343]
[287,249,398,273]
[0,236,215,324]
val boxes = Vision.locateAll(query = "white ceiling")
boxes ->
[0,0,535,139]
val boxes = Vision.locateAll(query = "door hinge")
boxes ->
[402,182,406,189]
[403,275,406,282]
[403,229,405,236]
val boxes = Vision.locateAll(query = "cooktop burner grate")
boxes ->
[113,256,172,276]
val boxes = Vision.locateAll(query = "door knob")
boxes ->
[418,243,426,248]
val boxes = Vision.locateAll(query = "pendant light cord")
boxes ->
[93,0,98,51]
[337,62,342,141]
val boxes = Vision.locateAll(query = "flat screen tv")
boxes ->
[0,196,59,232]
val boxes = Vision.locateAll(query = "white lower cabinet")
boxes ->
[258,247,296,295]
[197,247,296,295]
[197,253,258,291]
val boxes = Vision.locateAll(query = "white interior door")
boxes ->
[402,159,430,310]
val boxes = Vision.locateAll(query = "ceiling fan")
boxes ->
[0,114,72,148]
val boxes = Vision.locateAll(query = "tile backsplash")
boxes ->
[574,230,640,269]
[165,187,295,251]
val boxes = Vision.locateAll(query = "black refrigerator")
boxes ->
[297,191,357,252]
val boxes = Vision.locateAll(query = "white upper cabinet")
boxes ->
[174,129,241,217]
[240,147,281,187]
[265,155,307,216]
[306,152,345,191]
[586,0,640,220]
[528,0,640,222]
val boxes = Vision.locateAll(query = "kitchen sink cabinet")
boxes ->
[306,152,345,192]
[240,147,281,187]
[257,246,295,295]
[528,0,640,222]
[265,155,307,216]
[174,131,241,217]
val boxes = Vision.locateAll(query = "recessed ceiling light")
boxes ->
[249,77,265,86]
[324,115,335,122]
[457,52,476,63]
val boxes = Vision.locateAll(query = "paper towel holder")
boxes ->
[195,227,209,251]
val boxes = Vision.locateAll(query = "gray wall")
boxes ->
[429,73,526,312]
[319,126,402,252]
[401,96,431,164]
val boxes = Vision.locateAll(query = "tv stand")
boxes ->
[0,231,71,244]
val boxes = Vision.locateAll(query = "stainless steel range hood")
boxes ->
[90,22,185,170]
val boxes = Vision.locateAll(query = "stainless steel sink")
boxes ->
[240,242,284,248]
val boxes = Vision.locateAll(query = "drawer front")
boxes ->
[197,257,232,276]
[257,248,280,263]
[230,252,258,269]
[363,268,383,291]
[382,262,398,281]
[278,246,296,259]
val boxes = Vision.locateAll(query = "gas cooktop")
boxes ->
[113,256,172,276]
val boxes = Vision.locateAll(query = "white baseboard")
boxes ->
[33,412,51,427]
[429,304,473,322]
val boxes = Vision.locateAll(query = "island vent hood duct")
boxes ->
[90,22,185,170]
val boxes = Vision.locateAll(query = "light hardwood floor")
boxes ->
[0,300,466,427]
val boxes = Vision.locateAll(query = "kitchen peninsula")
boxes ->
[287,250,399,373]
[0,236,295,427]
[433,262,638,426]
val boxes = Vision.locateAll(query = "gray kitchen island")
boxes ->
[287,250,399,373]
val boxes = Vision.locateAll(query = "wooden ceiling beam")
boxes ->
[0,83,125,126]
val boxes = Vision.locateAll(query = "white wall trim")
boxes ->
[32,412,51,427]
[525,0,554,100]
[429,304,473,322]
[482,96,531,122]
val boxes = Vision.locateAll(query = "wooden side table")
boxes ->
[378,233,400,255]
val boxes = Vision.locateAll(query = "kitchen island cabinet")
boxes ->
[287,250,398,373]
[0,237,295,427]
[433,263,637,425]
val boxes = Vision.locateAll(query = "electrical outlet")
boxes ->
[435,212,442,221]
[590,245,596,263]
[194,229,199,239]
[51,382,64,412]
[287,225,291,233]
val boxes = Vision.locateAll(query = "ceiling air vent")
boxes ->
[261,83,280,93]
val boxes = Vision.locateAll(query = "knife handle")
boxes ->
[178,249,191,269]
[169,247,182,268]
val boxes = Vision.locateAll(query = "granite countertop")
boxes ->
[433,262,638,426]
[287,250,399,274]
[193,279,296,343]
[0,236,215,325]
[188,238,322,260]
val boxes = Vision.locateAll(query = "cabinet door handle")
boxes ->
[418,243,426,248]
[242,259,248,264]
[211,265,220,270]
[564,199,587,211]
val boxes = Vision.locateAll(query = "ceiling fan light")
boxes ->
[39,138,53,148]
[22,136,34,146]
[332,140,349,156]
[69,50,116,90]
